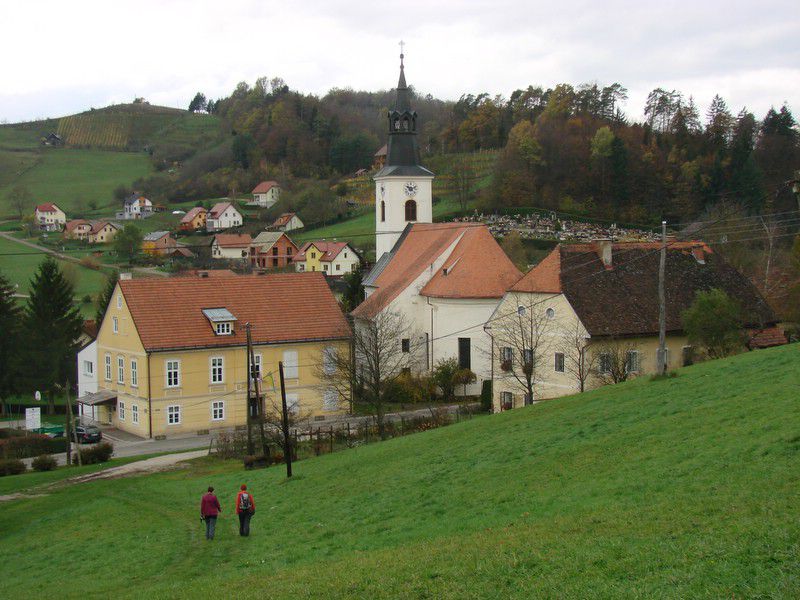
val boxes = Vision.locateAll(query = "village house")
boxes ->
[206,201,243,232]
[249,231,298,270]
[489,240,786,411]
[294,241,361,275]
[142,231,177,256]
[352,55,521,396]
[179,206,207,231]
[211,233,252,261]
[64,219,119,243]
[34,203,66,231]
[117,193,153,220]
[270,212,304,232]
[77,273,351,438]
[373,144,387,170]
[248,181,281,208]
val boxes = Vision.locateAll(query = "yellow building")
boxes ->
[85,272,351,438]
[489,241,781,411]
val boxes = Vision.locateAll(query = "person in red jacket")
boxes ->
[235,484,255,537]
[200,486,222,540]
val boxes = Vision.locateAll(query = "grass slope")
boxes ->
[1,345,798,598]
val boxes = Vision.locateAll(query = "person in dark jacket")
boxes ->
[200,486,222,540]
[235,484,255,537]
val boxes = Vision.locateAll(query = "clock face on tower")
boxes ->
[404,181,418,197]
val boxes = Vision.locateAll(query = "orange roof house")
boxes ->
[211,233,252,260]
[180,206,207,231]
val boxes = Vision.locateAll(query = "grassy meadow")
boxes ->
[0,344,798,598]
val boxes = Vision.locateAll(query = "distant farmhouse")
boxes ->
[294,241,360,275]
[34,203,66,231]
[117,193,153,220]
[206,201,243,232]
[142,231,193,258]
[42,133,64,147]
[179,206,207,231]
[248,181,281,208]
[211,233,252,260]
[64,219,120,243]
[250,231,298,270]
[270,212,304,232]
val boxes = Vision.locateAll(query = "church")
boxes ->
[351,52,521,394]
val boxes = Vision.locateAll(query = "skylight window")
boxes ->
[202,308,237,336]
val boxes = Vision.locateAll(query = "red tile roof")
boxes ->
[273,213,297,227]
[352,223,522,319]
[209,202,237,218]
[252,181,280,194]
[213,233,252,248]
[65,219,90,233]
[119,273,351,352]
[174,269,238,278]
[180,206,206,224]
[36,203,59,212]
[294,241,351,262]
[89,221,118,235]
[748,327,788,349]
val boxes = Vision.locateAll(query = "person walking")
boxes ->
[235,484,255,537]
[200,486,222,540]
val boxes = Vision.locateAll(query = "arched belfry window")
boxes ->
[380,201,386,222]
[405,199,417,222]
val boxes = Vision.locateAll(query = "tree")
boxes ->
[8,185,32,220]
[114,224,143,263]
[590,126,615,202]
[341,267,365,313]
[681,288,744,359]
[558,321,597,393]
[232,133,257,169]
[321,311,416,439]
[188,92,207,113]
[431,358,476,403]
[95,271,119,325]
[0,270,20,414]
[493,295,555,405]
[21,258,83,413]
[449,155,477,212]
[592,338,639,385]
[500,231,527,271]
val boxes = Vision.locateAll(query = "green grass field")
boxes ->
[1,345,797,598]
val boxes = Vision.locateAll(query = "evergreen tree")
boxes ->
[22,258,83,411]
[0,271,20,412]
[705,94,733,150]
[95,270,119,326]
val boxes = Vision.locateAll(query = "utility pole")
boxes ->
[278,361,292,478]
[246,325,268,456]
[657,220,667,375]
[66,381,81,467]
[245,323,254,456]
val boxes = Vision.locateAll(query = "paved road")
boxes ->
[0,231,168,278]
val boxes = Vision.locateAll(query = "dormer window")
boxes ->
[202,308,237,336]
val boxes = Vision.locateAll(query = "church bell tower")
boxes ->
[374,45,434,258]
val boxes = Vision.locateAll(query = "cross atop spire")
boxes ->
[399,40,405,67]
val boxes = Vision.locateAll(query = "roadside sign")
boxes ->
[34,390,42,402]
[25,407,41,430]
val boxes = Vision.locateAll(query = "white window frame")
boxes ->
[118,401,125,421]
[323,347,336,375]
[286,393,300,415]
[501,391,513,408]
[117,294,122,309]
[599,353,612,374]
[283,350,298,379]
[500,347,513,362]
[117,356,125,384]
[210,356,224,384]
[625,350,640,374]
[131,404,139,425]
[104,354,112,381]
[545,307,555,319]
[166,359,181,388]
[323,388,338,411]
[131,359,138,387]
[211,400,225,421]
[83,360,94,376]
[215,322,232,335]
[251,353,263,383]
[167,405,181,425]
[554,352,565,373]
[113,316,119,334]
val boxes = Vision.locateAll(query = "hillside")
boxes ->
[1,344,798,598]
[0,104,226,215]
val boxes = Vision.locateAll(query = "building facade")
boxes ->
[207,202,243,232]
[35,203,66,231]
[294,242,360,275]
[250,181,281,208]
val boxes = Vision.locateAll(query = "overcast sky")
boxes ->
[1,0,798,124]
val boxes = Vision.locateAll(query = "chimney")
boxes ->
[595,239,613,269]
[119,272,133,281]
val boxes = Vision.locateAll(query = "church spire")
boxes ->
[383,43,424,169]
[396,41,408,108]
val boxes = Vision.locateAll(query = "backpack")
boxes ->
[239,492,251,512]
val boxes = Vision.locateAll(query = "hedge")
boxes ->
[0,435,67,459]
[0,458,26,476]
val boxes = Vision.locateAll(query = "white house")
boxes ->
[118,194,153,220]
[34,203,66,231]
[211,233,252,260]
[249,181,281,208]
[77,340,99,421]
[351,55,521,395]
[271,212,304,232]
[207,201,243,232]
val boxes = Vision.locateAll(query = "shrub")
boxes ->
[480,380,493,412]
[79,442,114,464]
[0,458,26,476]
[79,256,101,270]
[31,454,58,472]
[0,434,66,459]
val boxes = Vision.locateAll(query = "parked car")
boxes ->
[74,425,102,444]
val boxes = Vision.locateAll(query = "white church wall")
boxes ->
[374,176,434,257]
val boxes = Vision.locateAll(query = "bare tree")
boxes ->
[493,294,554,405]
[319,311,418,439]
[8,185,32,220]
[558,320,597,393]
[591,338,640,385]
[450,155,477,212]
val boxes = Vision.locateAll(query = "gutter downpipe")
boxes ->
[427,296,434,370]
[146,352,153,439]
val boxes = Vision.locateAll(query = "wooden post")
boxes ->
[657,220,667,375]
[277,361,292,477]
[246,323,267,455]
[245,323,254,456]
